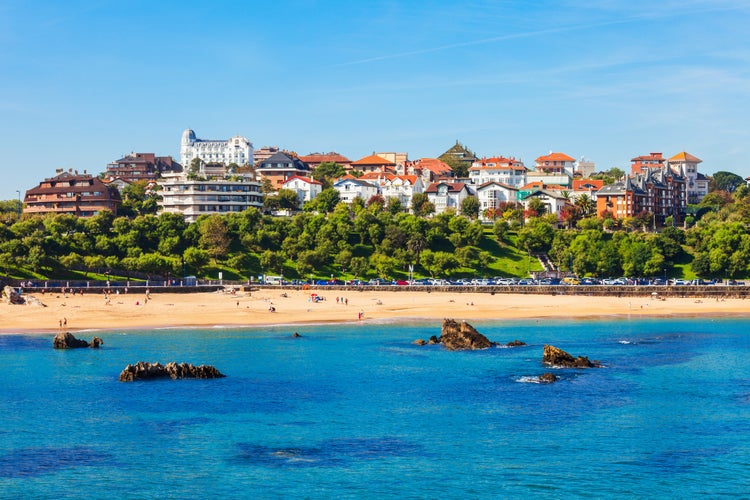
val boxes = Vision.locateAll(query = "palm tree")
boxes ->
[575,194,594,217]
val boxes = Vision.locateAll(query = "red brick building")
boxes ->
[24,170,121,217]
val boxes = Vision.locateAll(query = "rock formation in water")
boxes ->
[542,345,601,368]
[118,361,226,382]
[506,340,527,347]
[53,332,102,349]
[439,319,494,351]
[539,372,558,383]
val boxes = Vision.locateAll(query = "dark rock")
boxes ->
[2,286,24,305]
[53,332,91,349]
[118,361,226,382]
[413,339,427,345]
[506,340,526,347]
[428,335,440,344]
[90,337,103,348]
[292,332,302,338]
[439,319,493,351]
[542,345,601,368]
[539,372,558,383]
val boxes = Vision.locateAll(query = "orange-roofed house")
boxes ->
[531,152,574,187]
[534,152,576,174]
[351,154,396,174]
[405,158,454,184]
[298,152,352,171]
[571,179,604,202]
[469,156,527,188]
[668,151,708,204]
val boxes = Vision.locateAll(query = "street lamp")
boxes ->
[15,190,21,219]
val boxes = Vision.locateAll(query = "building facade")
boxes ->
[333,178,379,204]
[535,152,576,175]
[424,181,473,215]
[158,177,263,223]
[256,152,312,190]
[475,181,519,219]
[469,156,527,188]
[24,170,121,217]
[668,151,709,204]
[596,168,686,225]
[282,176,323,204]
[350,154,396,174]
[106,152,181,183]
[180,128,253,168]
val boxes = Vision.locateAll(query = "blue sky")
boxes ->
[2,0,749,200]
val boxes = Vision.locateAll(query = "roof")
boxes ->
[298,152,352,164]
[359,172,396,181]
[351,154,395,166]
[425,181,468,194]
[631,152,665,162]
[258,152,310,171]
[572,179,604,190]
[669,151,702,163]
[282,175,323,186]
[407,158,453,174]
[334,178,378,188]
[476,181,517,191]
[535,152,575,163]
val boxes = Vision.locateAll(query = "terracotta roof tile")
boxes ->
[669,151,702,163]
[351,154,395,166]
[535,152,575,163]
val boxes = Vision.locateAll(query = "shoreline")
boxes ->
[2,289,749,335]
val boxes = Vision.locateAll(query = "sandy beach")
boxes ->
[2,288,749,334]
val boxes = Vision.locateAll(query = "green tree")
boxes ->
[311,162,346,189]
[711,171,745,193]
[461,196,480,219]
[198,215,230,259]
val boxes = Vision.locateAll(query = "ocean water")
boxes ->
[1,317,749,499]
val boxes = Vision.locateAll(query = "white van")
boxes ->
[264,275,284,285]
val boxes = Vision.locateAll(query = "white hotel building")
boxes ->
[159,176,263,223]
[180,128,254,167]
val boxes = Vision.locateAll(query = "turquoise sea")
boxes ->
[1,317,749,499]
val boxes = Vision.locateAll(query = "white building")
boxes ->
[668,151,709,204]
[158,175,263,223]
[333,177,379,204]
[180,128,254,168]
[475,181,519,218]
[425,181,473,215]
[282,176,323,204]
[359,173,424,209]
[523,189,569,221]
[468,157,527,188]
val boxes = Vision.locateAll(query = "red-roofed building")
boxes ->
[469,156,527,188]
[24,169,122,217]
[535,152,576,174]
[282,175,323,204]
[404,158,454,184]
[106,152,182,184]
[424,181,473,215]
[298,152,352,171]
[351,154,396,174]
[630,152,666,174]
